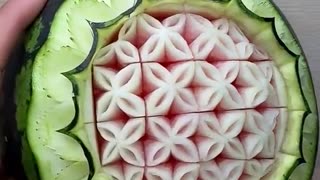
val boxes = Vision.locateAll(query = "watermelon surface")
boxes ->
[1,0,318,180]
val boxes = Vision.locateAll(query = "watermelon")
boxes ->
[0,0,318,180]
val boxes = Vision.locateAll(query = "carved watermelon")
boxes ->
[1,0,317,180]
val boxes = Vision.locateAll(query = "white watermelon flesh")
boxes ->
[91,13,288,180]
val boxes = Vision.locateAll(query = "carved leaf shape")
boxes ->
[219,160,244,180]
[228,21,249,43]
[101,141,119,165]
[197,113,221,138]
[146,88,175,116]
[120,118,145,144]
[140,34,165,62]
[115,64,142,92]
[143,63,171,89]
[194,61,222,86]
[93,67,115,91]
[165,33,194,61]
[173,88,198,113]
[196,137,224,161]
[199,161,222,180]
[216,61,240,83]
[117,93,145,117]
[119,143,145,166]
[241,133,264,159]
[146,164,172,180]
[219,111,245,138]
[212,18,229,34]
[118,17,138,44]
[172,114,199,137]
[190,32,216,60]
[145,140,171,166]
[148,117,171,140]
[162,13,186,34]
[124,164,144,180]
[185,13,213,43]
[195,87,224,111]
[174,163,200,180]
[96,92,118,122]
[223,138,246,159]
[171,137,199,162]
[171,61,195,88]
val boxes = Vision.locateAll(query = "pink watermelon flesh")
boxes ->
[91,13,287,180]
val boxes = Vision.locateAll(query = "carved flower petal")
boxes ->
[258,133,275,158]
[228,21,249,43]
[173,88,198,114]
[199,161,222,180]
[124,164,144,180]
[117,93,145,117]
[172,114,199,137]
[146,88,175,116]
[97,121,121,141]
[209,33,238,60]
[174,163,200,180]
[190,32,216,60]
[170,61,195,88]
[101,141,120,165]
[145,140,171,166]
[93,44,115,66]
[93,67,116,91]
[244,110,266,135]
[219,159,245,180]
[236,42,254,60]
[143,63,171,89]
[239,86,269,108]
[140,34,166,62]
[166,33,194,61]
[145,164,173,180]
[120,118,145,144]
[119,143,145,166]
[147,117,171,140]
[222,138,246,159]
[118,17,138,44]
[115,64,142,92]
[215,61,240,83]
[212,18,229,34]
[250,45,269,60]
[185,13,214,43]
[240,133,264,159]
[162,13,186,34]
[96,92,118,122]
[194,61,222,86]
[244,159,274,178]
[114,40,140,65]
[219,111,245,138]
[137,13,163,46]
[195,87,224,111]
[219,84,244,110]
[103,164,124,180]
[236,61,267,86]
[197,113,222,138]
[261,109,279,131]
[171,137,199,162]
[196,137,224,161]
